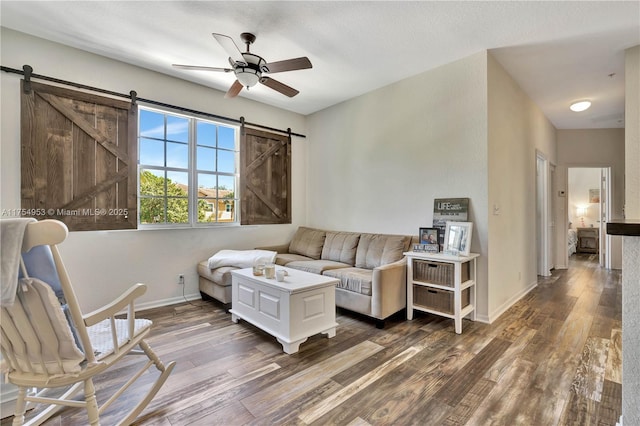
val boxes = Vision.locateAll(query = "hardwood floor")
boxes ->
[6,254,621,425]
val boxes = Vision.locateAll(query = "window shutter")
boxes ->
[21,81,137,231]
[240,126,291,225]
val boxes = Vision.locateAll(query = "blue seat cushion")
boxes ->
[19,245,84,353]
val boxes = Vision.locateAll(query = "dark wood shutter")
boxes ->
[240,126,291,225]
[21,81,137,231]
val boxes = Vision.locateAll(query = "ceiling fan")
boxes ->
[173,32,312,98]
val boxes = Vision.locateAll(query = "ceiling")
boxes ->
[1,1,639,129]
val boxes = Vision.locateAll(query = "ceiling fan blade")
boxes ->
[265,57,312,74]
[225,80,244,99]
[212,33,247,66]
[172,64,233,72]
[259,77,299,97]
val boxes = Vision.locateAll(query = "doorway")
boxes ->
[567,166,611,269]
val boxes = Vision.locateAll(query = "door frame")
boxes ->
[536,151,551,277]
[600,167,612,269]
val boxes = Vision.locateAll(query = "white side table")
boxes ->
[404,252,479,334]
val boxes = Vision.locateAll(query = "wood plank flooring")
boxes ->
[5,254,621,425]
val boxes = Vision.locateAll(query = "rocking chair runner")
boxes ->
[0,219,176,425]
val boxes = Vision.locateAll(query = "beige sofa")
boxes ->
[198,226,414,327]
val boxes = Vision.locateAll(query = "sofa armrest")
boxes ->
[255,243,290,254]
[371,258,407,319]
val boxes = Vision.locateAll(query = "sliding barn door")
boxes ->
[21,81,137,231]
[240,127,291,225]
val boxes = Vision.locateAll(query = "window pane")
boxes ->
[217,150,235,173]
[220,200,236,222]
[139,169,166,196]
[197,173,217,192]
[166,115,188,142]
[197,146,216,171]
[166,197,189,223]
[139,110,165,138]
[218,126,235,150]
[140,198,165,224]
[218,175,235,197]
[197,122,216,147]
[166,171,188,195]
[166,142,188,169]
[197,198,215,223]
[139,138,164,166]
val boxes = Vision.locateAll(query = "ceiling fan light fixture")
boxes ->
[176,32,312,98]
[236,68,261,88]
[570,100,591,112]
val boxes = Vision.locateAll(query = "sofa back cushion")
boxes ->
[288,227,326,260]
[355,234,411,269]
[321,231,361,265]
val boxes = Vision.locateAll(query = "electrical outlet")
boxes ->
[178,274,185,285]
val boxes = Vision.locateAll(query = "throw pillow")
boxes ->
[288,227,326,260]
[355,234,410,269]
[321,231,360,265]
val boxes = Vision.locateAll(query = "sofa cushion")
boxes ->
[288,227,326,260]
[323,268,373,296]
[275,253,313,266]
[286,260,350,275]
[355,234,411,269]
[198,261,237,286]
[321,231,360,265]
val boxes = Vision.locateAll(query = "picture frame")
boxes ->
[419,227,440,253]
[433,198,469,251]
[443,221,473,256]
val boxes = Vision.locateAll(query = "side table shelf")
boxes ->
[404,251,479,334]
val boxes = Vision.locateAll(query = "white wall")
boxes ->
[1,28,307,312]
[305,50,558,323]
[626,46,640,218]
[622,44,640,426]
[306,52,491,317]
[487,54,557,320]
[556,129,625,268]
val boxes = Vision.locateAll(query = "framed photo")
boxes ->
[433,198,469,250]
[444,221,473,256]
[419,227,440,252]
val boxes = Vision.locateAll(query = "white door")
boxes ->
[549,164,556,270]
[600,167,612,268]
[536,152,550,276]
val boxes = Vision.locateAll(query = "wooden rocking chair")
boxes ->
[0,219,175,425]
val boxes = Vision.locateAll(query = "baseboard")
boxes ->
[479,280,538,324]
[136,293,202,312]
[474,314,491,324]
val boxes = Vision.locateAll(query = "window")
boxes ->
[138,107,239,226]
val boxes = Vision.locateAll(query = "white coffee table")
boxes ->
[230,266,339,354]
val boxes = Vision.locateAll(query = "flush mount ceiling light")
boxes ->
[570,100,592,112]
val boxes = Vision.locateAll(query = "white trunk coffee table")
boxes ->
[230,267,339,354]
